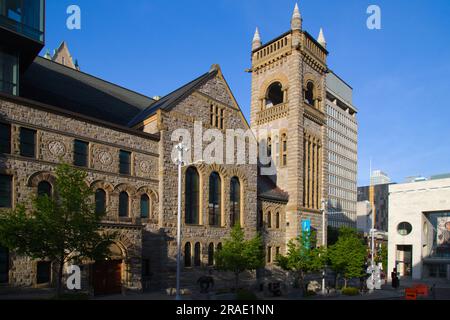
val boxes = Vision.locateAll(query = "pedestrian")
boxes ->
[391,268,399,290]
[431,283,436,300]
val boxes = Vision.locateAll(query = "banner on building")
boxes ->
[437,217,450,249]
[301,219,311,233]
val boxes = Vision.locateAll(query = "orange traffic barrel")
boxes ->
[414,284,429,297]
[405,288,417,300]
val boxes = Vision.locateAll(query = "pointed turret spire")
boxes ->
[317,28,327,48]
[43,49,52,60]
[252,27,262,51]
[291,3,302,30]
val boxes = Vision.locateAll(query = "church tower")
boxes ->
[250,4,329,244]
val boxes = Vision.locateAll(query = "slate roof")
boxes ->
[20,57,155,126]
[258,174,289,203]
[128,68,218,128]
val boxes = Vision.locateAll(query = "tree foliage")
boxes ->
[0,163,114,295]
[275,231,326,293]
[215,225,264,289]
[327,227,367,288]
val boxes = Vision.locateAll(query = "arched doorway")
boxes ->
[93,243,124,295]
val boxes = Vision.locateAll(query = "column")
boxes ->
[308,137,313,208]
[304,137,309,208]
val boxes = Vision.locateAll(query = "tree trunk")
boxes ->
[56,256,64,297]
[344,278,348,289]
[299,271,306,297]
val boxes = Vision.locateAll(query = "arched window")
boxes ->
[119,192,129,217]
[266,82,284,107]
[281,133,288,166]
[209,172,222,226]
[208,243,214,266]
[184,242,191,267]
[267,212,272,228]
[140,194,150,218]
[305,82,315,106]
[37,181,52,198]
[194,242,201,267]
[95,189,106,214]
[276,212,280,229]
[230,177,241,227]
[185,167,200,225]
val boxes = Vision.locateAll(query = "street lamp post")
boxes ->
[321,199,328,295]
[175,143,187,300]
[175,144,202,300]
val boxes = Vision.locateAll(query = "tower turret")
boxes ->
[291,3,302,31]
[317,28,327,48]
[252,27,262,51]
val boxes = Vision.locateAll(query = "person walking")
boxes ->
[391,268,400,290]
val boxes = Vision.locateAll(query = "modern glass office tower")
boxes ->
[325,72,358,229]
[0,0,45,95]
[0,0,44,285]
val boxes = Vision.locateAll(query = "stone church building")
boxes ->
[0,2,331,294]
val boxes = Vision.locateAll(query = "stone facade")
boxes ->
[0,4,346,295]
[0,67,276,293]
[141,69,260,289]
[250,24,329,248]
[0,96,159,292]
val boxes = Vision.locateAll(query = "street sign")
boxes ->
[302,220,311,233]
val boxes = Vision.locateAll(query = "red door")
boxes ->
[93,260,122,295]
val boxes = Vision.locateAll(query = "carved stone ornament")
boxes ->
[140,161,151,173]
[98,151,113,166]
[48,141,66,157]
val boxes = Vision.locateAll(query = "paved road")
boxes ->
[2,280,450,300]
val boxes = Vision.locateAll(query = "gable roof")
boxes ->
[128,68,218,128]
[20,56,155,126]
[258,174,289,203]
[51,41,77,70]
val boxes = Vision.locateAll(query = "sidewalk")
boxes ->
[0,288,55,300]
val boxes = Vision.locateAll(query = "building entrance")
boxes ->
[396,245,413,277]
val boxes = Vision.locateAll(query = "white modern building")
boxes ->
[326,72,358,229]
[371,170,391,186]
[357,201,372,234]
[388,178,450,281]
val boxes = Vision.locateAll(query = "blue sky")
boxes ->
[43,0,450,186]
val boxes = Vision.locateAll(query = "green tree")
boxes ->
[327,226,339,246]
[215,225,264,290]
[0,163,114,296]
[328,227,367,288]
[275,231,326,295]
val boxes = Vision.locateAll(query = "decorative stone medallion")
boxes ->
[98,151,113,166]
[140,161,151,174]
[48,141,66,157]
